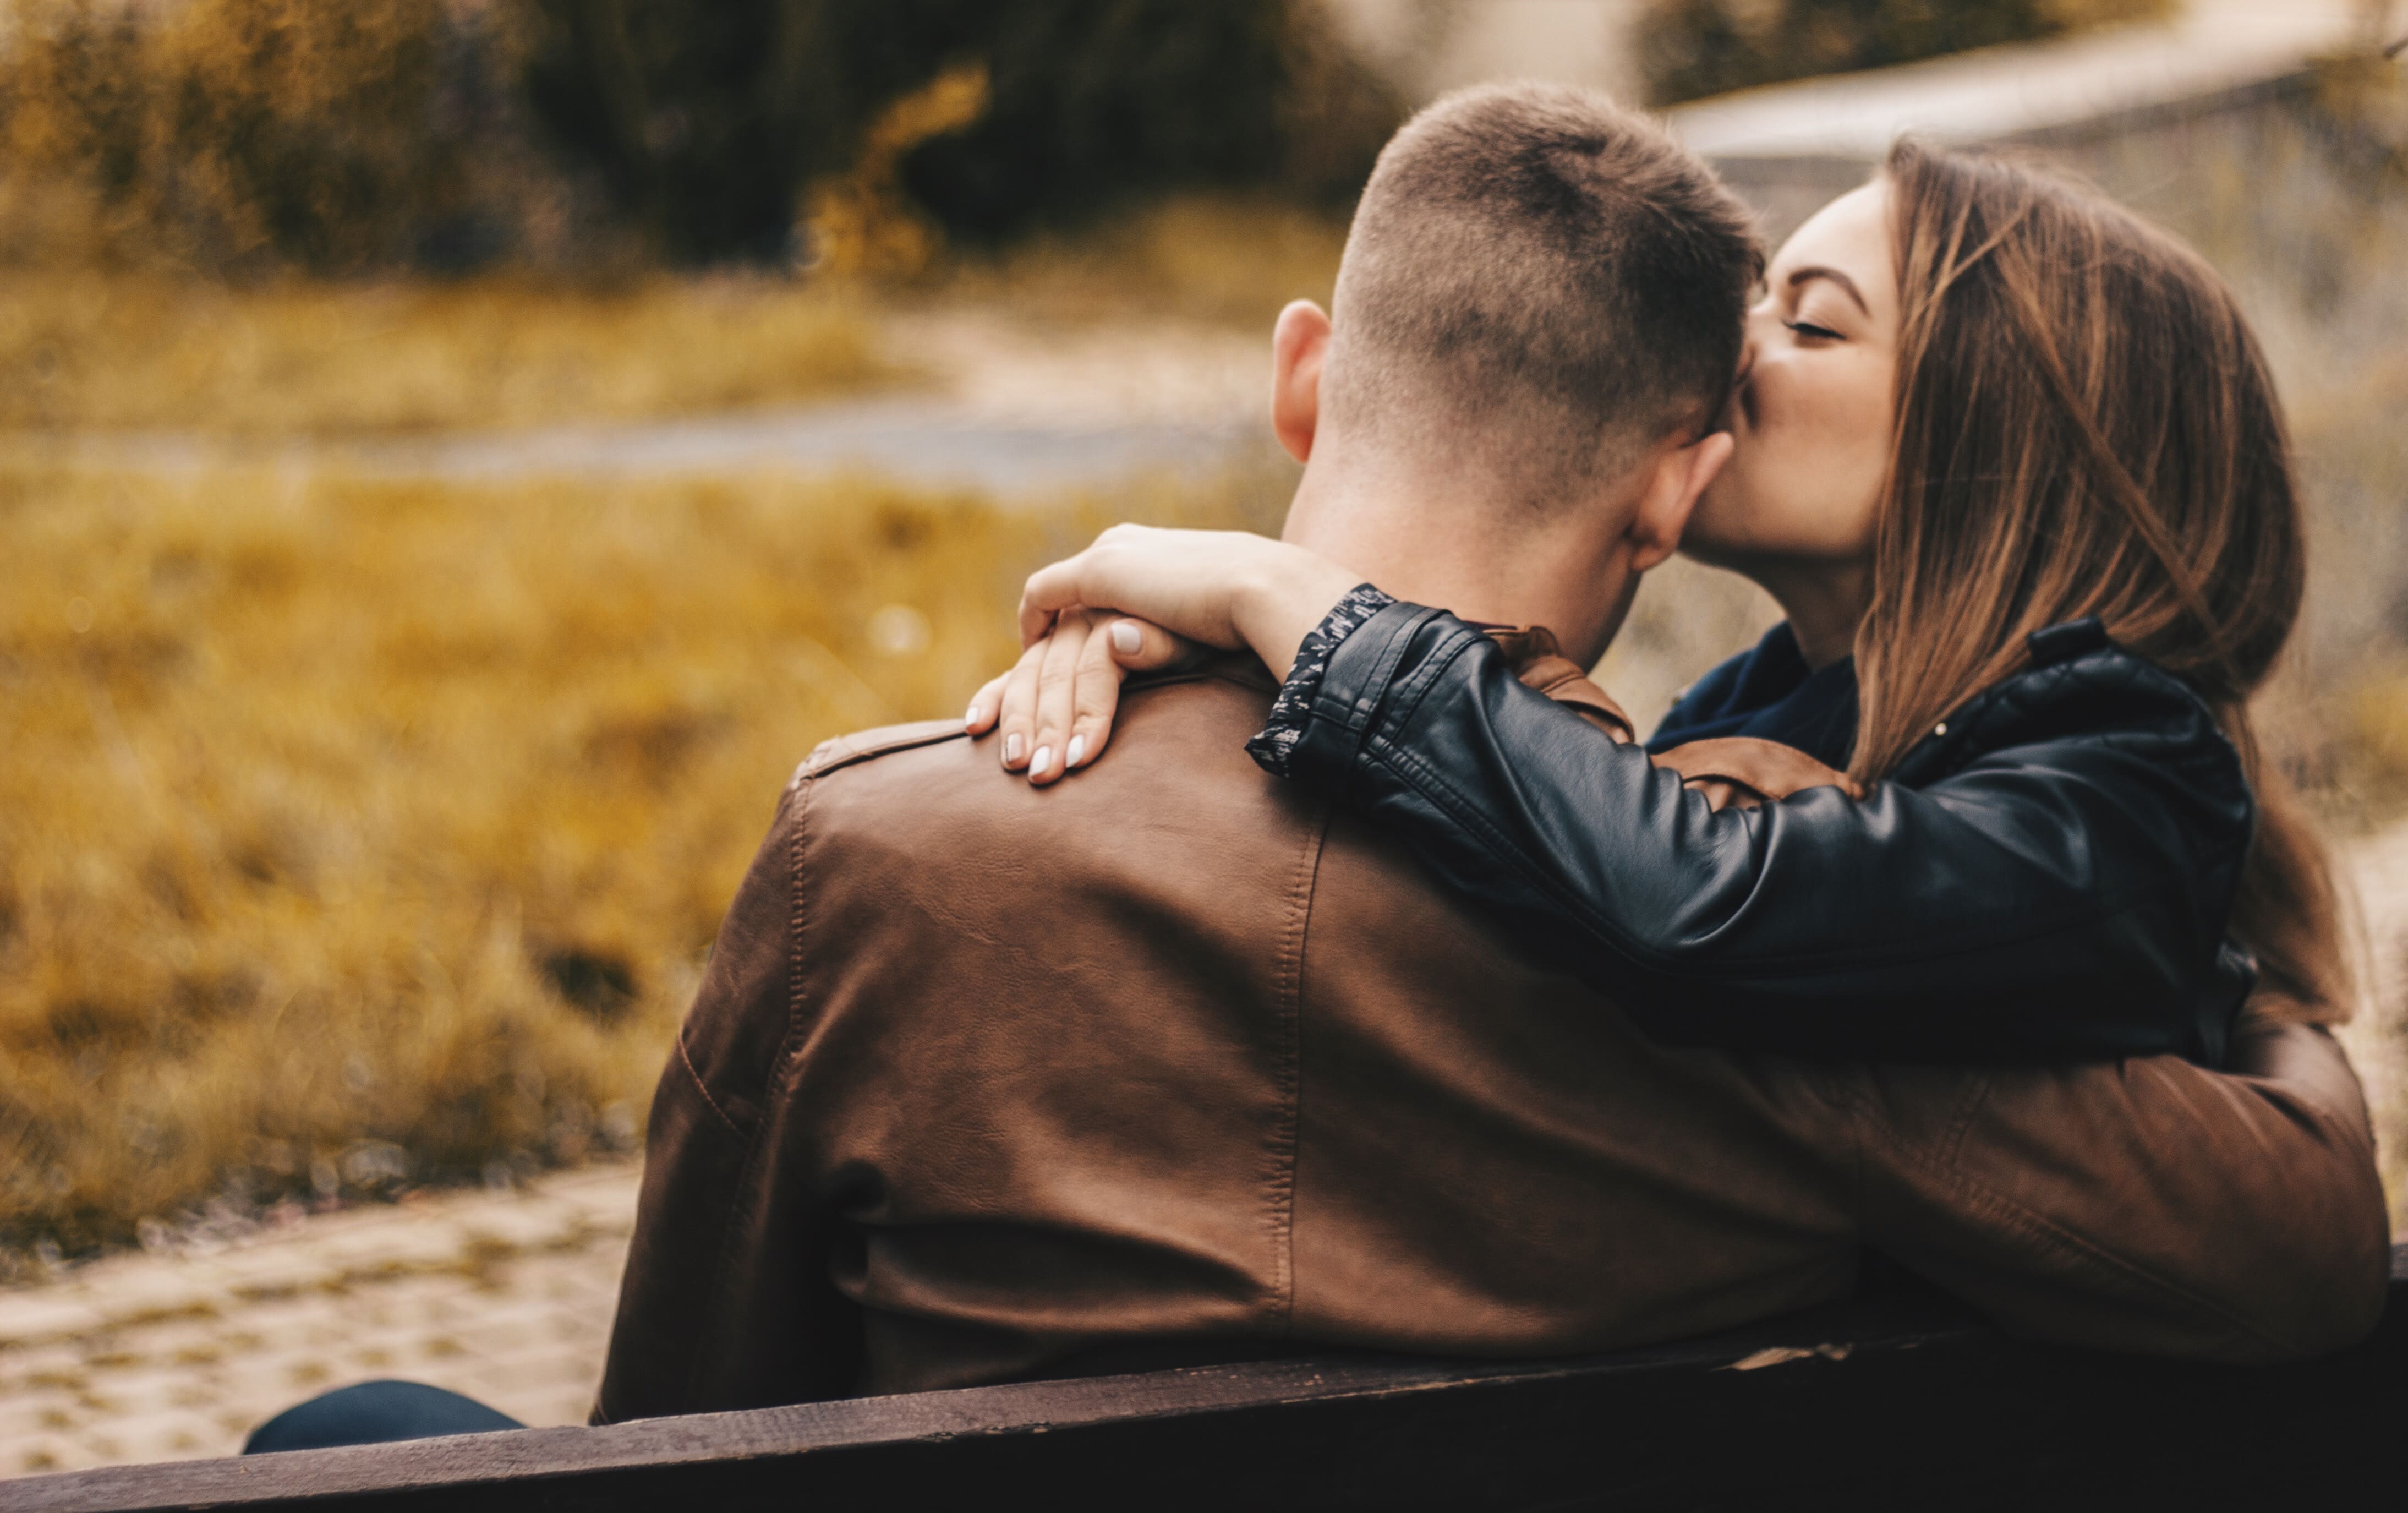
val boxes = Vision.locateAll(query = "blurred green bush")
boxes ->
[1639,0,2174,104]
[0,0,1397,274]
[518,0,1397,261]
[0,0,500,274]
[896,0,1393,245]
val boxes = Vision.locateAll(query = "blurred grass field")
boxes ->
[0,456,1280,1261]
[0,275,895,436]
[0,195,1350,438]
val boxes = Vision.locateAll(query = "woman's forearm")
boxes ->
[1018,526,1359,674]
[1231,545,1365,681]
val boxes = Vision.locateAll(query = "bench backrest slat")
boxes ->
[13,1246,2405,1511]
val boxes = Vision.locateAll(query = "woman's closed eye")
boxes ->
[1783,318,1844,342]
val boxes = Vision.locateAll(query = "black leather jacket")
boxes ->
[1273,602,2256,1064]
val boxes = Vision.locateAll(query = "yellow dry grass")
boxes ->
[0,458,1279,1255]
[0,272,896,436]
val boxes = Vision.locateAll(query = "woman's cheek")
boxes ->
[1687,451,1780,556]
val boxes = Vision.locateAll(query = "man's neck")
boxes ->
[1278,451,1635,667]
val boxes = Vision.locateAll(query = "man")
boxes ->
[595,85,2387,1421]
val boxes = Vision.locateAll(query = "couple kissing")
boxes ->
[596,84,2389,1419]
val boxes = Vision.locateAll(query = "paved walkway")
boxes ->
[0,1166,638,1475]
[4,818,2404,1479]
[0,310,1277,497]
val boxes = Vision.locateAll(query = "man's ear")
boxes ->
[1628,429,1734,572]
[1271,300,1332,465]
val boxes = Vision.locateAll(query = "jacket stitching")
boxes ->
[1263,805,1330,1337]
[1938,1075,1994,1173]
[1316,606,1447,764]
[1890,1117,2297,1356]
[775,775,818,1082]
[1323,620,1481,789]
[675,1032,749,1140]
[1382,626,1486,736]
[1972,1181,2281,1354]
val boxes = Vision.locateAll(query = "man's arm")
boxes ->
[593,783,863,1422]
[1851,1001,2392,1362]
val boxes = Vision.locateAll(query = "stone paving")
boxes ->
[2341,817,2408,1208]
[0,1164,638,1476]
[4,820,2404,1480]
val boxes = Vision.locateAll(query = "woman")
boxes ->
[967,141,2353,1064]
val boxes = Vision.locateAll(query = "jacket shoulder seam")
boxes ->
[778,773,819,1078]
[792,720,967,786]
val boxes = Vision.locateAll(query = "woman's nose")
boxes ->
[1726,336,1761,430]
[1726,338,1758,409]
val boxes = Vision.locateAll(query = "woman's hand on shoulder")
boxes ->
[1016,524,1277,651]
[1019,524,1364,684]
[964,609,1198,784]
[971,523,1365,785]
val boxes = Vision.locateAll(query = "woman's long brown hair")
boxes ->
[1851,141,2353,1022]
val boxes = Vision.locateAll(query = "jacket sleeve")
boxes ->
[1280,602,2254,1063]
[1855,1006,2392,1362]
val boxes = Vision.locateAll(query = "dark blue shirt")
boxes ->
[1646,622,1859,771]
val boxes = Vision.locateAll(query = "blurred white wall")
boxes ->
[1320,1,2404,113]
[1320,0,1650,106]
[1670,0,2390,161]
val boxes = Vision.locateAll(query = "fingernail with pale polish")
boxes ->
[1066,735,1087,767]
[1110,620,1141,655]
[1031,745,1053,777]
[964,703,982,728]
[1005,733,1023,764]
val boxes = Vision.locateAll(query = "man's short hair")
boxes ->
[1325,83,1763,501]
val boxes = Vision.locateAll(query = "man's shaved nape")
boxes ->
[1325,83,1762,507]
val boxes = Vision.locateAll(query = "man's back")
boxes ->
[595,665,2385,1421]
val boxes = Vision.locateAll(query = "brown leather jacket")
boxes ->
[594,653,2389,1422]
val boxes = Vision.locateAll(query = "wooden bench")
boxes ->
[16,1246,2404,1511]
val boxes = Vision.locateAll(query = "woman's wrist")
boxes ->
[1233,545,1367,680]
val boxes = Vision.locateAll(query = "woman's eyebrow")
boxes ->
[1786,265,1870,316]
